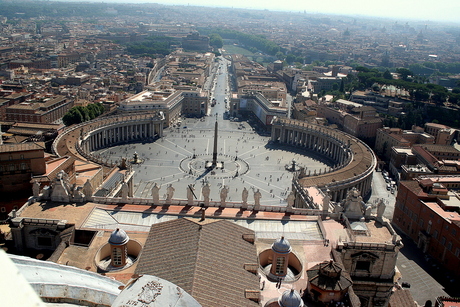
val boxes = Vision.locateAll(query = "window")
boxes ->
[433,230,438,239]
[419,219,424,227]
[447,242,452,251]
[356,261,371,272]
[455,248,460,258]
[9,164,15,171]
[112,247,123,266]
[275,257,285,275]
[441,236,446,246]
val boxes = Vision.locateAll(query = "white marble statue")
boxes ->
[187,184,195,206]
[253,189,262,210]
[151,183,160,204]
[241,187,249,208]
[166,184,175,202]
[83,179,93,202]
[32,180,40,198]
[220,185,228,206]
[202,183,210,207]
[287,191,295,209]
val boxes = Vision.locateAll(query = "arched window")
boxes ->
[275,257,285,275]
[112,247,123,266]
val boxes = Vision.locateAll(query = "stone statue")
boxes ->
[57,170,71,195]
[241,187,249,208]
[32,180,40,198]
[286,191,295,209]
[121,182,129,202]
[151,183,160,204]
[120,157,127,170]
[202,183,210,207]
[220,185,228,206]
[253,189,262,210]
[322,190,331,213]
[299,167,307,178]
[377,199,386,218]
[365,204,372,217]
[343,188,364,218]
[166,184,175,202]
[187,184,195,206]
[51,171,70,203]
[42,186,51,200]
[73,186,85,203]
[83,179,93,202]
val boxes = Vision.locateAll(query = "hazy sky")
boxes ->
[116,0,460,24]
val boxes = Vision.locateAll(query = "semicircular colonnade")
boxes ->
[271,117,376,204]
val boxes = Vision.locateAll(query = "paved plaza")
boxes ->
[89,55,457,304]
[93,117,332,206]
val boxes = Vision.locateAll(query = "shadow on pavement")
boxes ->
[395,228,459,297]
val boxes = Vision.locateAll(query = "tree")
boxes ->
[285,54,296,65]
[396,68,413,81]
[339,78,345,93]
[276,51,285,61]
[62,103,105,126]
[209,33,223,49]
[383,70,392,80]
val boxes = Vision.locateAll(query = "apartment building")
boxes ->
[393,176,460,279]
[6,95,73,124]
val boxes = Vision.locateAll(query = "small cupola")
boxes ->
[272,236,292,254]
[109,228,129,267]
[279,289,304,307]
[270,236,292,278]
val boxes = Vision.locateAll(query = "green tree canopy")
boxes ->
[209,33,223,48]
[63,103,105,126]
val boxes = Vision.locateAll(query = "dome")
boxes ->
[109,228,129,245]
[279,289,304,307]
[272,236,292,254]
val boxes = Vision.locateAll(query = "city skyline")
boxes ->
[63,0,460,24]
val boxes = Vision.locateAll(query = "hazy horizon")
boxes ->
[54,0,460,24]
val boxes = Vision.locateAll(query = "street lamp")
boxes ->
[193,148,196,159]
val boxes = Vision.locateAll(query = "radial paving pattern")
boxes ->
[93,118,332,206]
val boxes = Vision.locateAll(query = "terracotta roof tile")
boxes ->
[135,218,259,307]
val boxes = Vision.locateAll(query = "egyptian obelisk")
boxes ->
[212,119,218,167]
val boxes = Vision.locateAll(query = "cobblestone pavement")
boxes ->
[93,119,331,206]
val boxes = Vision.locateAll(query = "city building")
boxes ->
[375,126,434,162]
[316,100,383,143]
[5,95,73,124]
[0,141,45,198]
[392,176,460,279]
[424,122,457,145]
